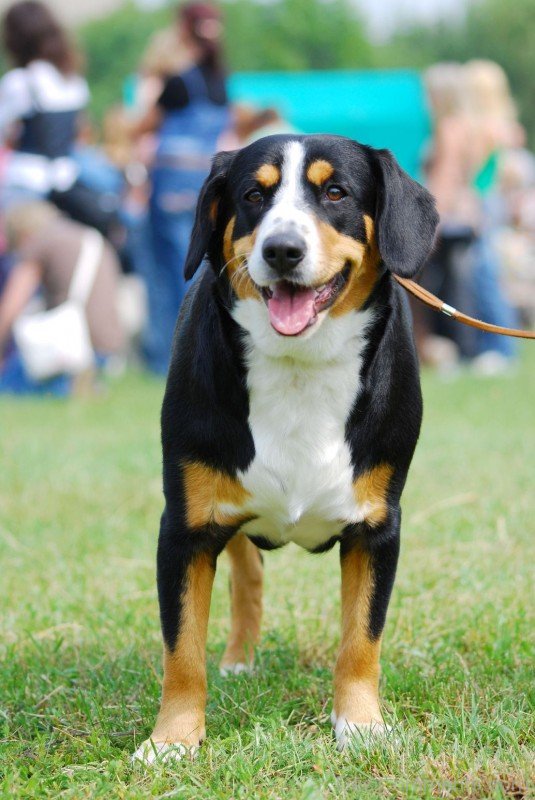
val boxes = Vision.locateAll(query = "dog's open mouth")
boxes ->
[260,265,350,336]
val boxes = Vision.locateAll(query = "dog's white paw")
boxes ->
[131,739,198,765]
[331,711,392,752]
[219,661,254,677]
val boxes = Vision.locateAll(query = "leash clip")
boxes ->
[441,303,456,317]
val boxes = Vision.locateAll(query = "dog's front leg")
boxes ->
[333,510,400,750]
[134,511,217,764]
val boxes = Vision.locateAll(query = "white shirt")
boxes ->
[0,60,89,195]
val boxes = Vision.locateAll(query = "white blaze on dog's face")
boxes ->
[184,134,438,352]
[247,140,322,298]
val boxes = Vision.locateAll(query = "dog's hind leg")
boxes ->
[332,510,400,750]
[220,532,263,675]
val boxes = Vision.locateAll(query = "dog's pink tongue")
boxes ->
[267,283,317,335]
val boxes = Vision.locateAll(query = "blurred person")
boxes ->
[495,148,535,328]
[463,59,523,374]
[422,62,480,366]
[72,113,124,199]
[0,202,124,395]
[133,1,229,374]
[220,104,296,150]
[0,1,119,237]
[134,27,190,114]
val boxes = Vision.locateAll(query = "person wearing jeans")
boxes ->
[134,3,229,374]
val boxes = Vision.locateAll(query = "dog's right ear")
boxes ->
[184,150,236,280]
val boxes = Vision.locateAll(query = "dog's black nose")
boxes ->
[262,233,306,275]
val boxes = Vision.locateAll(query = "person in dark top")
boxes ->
[158,58,227,113]
[135,2,230,375]
[0,1,121,238]
[0,1,88,204]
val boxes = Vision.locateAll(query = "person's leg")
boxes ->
[124,209,163,370]
[146,168,193,375]
[0,350,71,396]
[447,239,478,359]
[472,234,517,359]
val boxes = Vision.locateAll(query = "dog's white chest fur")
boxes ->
[232,302,374,550]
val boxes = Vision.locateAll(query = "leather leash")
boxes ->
[393,275,535,340]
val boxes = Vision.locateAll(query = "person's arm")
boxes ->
[131,103,164,139]
[0,70,32,144]
[426,117,469,219]
[0,260,42,359]
[130,75,188,139]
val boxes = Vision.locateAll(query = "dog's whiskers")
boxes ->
[218,254,243,278]
[227,256,254,295]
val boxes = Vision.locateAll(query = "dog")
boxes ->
[134,134,439,763]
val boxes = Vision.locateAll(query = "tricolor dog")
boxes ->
[134,134,439,762]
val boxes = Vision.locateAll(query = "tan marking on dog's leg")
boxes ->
[182,461,251,529]
[255,163,281,188]
[307,159,334,186]
[220,533,263,673]
[353,463,394,527]
[333,547,384,749]
[150,552,215,751]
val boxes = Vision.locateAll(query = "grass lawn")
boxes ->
[1,350,534,799]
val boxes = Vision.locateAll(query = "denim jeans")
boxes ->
[0,349,72,396]
[0,349,111,396]
[144,165,202,375]
[473,195,518,358]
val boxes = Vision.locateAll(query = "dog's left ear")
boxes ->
[184,150,236,280]
[373,149,439,278]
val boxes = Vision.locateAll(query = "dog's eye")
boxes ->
[244,188,263,204]
[325,185,346,202]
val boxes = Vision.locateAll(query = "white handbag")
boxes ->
[13,229,104,381]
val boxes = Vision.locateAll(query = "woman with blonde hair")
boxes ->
[463,59,524,372]
[422,62,480,363]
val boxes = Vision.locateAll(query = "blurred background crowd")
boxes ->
[0,0,533,396]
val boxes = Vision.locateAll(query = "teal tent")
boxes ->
[228,70,431,179]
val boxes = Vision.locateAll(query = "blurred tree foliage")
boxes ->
[78,3,171,121]
[221,0,372,71]
[379,0,535,147]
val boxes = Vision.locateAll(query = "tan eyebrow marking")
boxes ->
[307,159,335,186]
[255,164,280,188]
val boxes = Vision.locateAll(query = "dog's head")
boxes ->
[185,134,438,339]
